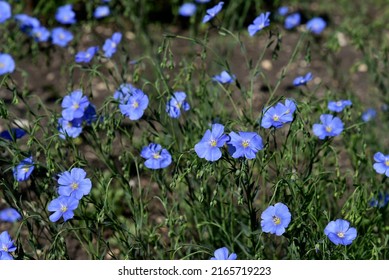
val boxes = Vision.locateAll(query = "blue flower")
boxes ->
[277,6,289,16]
[284,13,301,29]
[166,91,190,118]
[103,32,122,58]
[55,4,76,24]
[94,6,110,19]
[202,2,224,23]
[119,87,149,120]
[212,70,236,84]
[83,104,98,125]
[248,11,271,36]
[141,143,172,169]
[194,123,229,162]
[0,53,15,75]
[328,100,352,112]
[324,219,357,246]
[75,46,99,63]
[312,114,344,140]
[51,27,73,47]
[31,26,50,42]
[0,128,26,141]
[0,1,12,23]
[261,202,291,236]
[58,117,83,139]
[361,108,376,122]
[61,90,90,121]
[210,247,237,260]
[0,208,21,223]
[58,168,92,200]
[0,231,16,260]
[369,192,389,208]
[113,83,135,103]
[261,99,296,129]
[306,17,326,34]
[227,131,263,159]
[293,72,312,86]
[14,14,40,34]
[48,195,79,223]
[179,3,196,17]
[13,156,34,182]
[373,152,389,177]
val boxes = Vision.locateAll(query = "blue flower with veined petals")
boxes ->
[51,27,73,47]
[284,13,301,29]
[75,46,99,63]
[48,195,79,223]
[227,131,263,159]
[202,2,224,23]
[31,26,50,42]
[248,11,271,36]
[166,91,190,118]
[0,208,22,223]
[58,168,92,200]
[179,3,196,17]
[0,53,15,76]
[373,152,389,177]
[261,99,296,129]
[119,88,149,120]
[261,202,291,236]
[328,100,352,112]
[361,108,376,122]
[312,114,344,140]
[61,90,90,121]
[58,117,83,139]
[0,231,16,260]
[324,219,357,246]
[306,17,326,34]
[13,156,34,182]
[141,143,172,169]
[55,4,76,24]
[103,32,122,58]
[210,247,237,260]
[94,6,110,19]
[212,71,236,84]
[194,123,229,162]
[0,128,26,141]
[0,1,12,24]
[293,72,312,86]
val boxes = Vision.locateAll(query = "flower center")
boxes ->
[73,102,80,109]
[111,42,117,48]
[337,232,345,238]
[273,114,279,121]
[60,205,68,213]
[153,153,161,159]
[336,101,342,107]
[272,216,281,225]
[35,32,41,38]
[66,122,73,128]
[325,126,332,132]
[210,139,217,147]
[22,167,30,173]
[132,101,139,108]
[59,33,65,40]
[2,245,8,252]
[242,140,250,148]
[385,160,389,167]
[0,63,4,69]
[71,182,79,190]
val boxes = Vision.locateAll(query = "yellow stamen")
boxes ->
[273,115,279,121]
[60,205,67,213]
[272,216,281,225]
[22,167,30,173]
[242,140,250,148]
[2,245,8,252]
[71,182,79,190]
[385,160,389,167]
[336,101,342,106]
[59,33,65,40]
[210,139,217,147]
[325,126,332,132]
[73,103,80,109]
[153,153,161,159]
[337,232,345,238]
[132,101,139,108]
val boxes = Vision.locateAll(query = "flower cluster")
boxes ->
[48,168,92,223]
[261,99,296,129]
[115,83,149,120]
[195,123,264,162]
[58,90,97,139]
